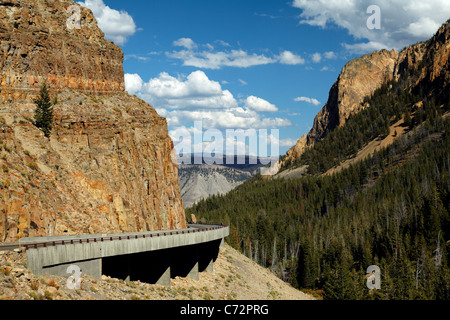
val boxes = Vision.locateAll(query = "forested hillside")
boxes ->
[187,21,450,300]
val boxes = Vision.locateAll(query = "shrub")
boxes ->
[47,279,60,290]
[30,281,39,291]
[44,290,53,300]
[28,291,40,300]
[0,267,11,276]
[27,162,39,171]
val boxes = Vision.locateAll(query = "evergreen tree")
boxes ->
[404,111,413,129]
[34,83,54,138]
[188,98,450,299]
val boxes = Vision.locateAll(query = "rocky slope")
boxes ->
[281,19,450,168]
[0,0,186,242]
[179,164,252,208]
[178,156,271,208]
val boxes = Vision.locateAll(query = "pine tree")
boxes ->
[404,111,413,129]
[34,83,54,138]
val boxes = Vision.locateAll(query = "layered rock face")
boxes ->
[283,49,400,166]
[414,19,450,101]
[0,0,124,102]
[0,0,186,242]
[282,19,449,168]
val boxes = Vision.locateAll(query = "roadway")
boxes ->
[0,223,225,252]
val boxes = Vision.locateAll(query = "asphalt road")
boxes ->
[0,243,22,252]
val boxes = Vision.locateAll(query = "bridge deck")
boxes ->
[1,224,224,250]
[6,224,229,286]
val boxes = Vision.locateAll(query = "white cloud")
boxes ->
[168,39,307,69]
[312,51,337,63]
[215,40,231,47]
[278,50,305,65]
[294,96,321,106]
[323,51,337,59]
[124,73,143,94]
[173,38,197,50]
[311,52,322,63]
[126,71,293,131]
[405,17,441,38]
[278,138,298,148]
[292,0,450,53]
[78,0,137,45]
[244,96,278,113]
[125,54,151,62]
[168,48,276,69]
[142,71,223,101]
[238,79,248,86]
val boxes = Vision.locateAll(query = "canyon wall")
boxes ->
[282,19,450,167]
[0,0,186,242]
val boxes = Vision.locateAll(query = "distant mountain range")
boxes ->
[178,155,275,208]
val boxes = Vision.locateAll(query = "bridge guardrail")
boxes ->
[18,223,228,251]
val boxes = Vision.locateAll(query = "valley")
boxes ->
[188,19,450,300]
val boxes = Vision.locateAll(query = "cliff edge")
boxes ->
[0,0,186,242]
[281,19,450,168]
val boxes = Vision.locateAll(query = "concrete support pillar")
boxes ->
[198,242,214,273]
[127,250,172,287]
[170,245,199,281]
[156,264,171,287]
[184,245,199,280]
[153,251,171,287]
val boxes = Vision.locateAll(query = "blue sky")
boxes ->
[78,0,450,157]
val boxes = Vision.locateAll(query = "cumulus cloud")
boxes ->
[167,39,306,69]
[173,38,197,50]
[244,96,278,113]
[292,0,450,53]
[168,48,276,69]
[294,96,321,106]
[127,71,293,132]
[124,73,144,94]
[278,51,305,65]
[311,52,322,63]
[323,51,337,59]
[142,71,223,100]
[78,0,137,45]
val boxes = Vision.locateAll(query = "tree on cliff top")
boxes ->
[34,83,54,138]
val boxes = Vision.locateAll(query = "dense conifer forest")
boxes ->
[187,42,450,299]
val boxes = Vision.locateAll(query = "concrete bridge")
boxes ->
[11,224,229,287]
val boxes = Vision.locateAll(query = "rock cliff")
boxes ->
[282,49,400,167]
[0,0,186,242]
[0,0,124,102]
[282,19,450,168]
